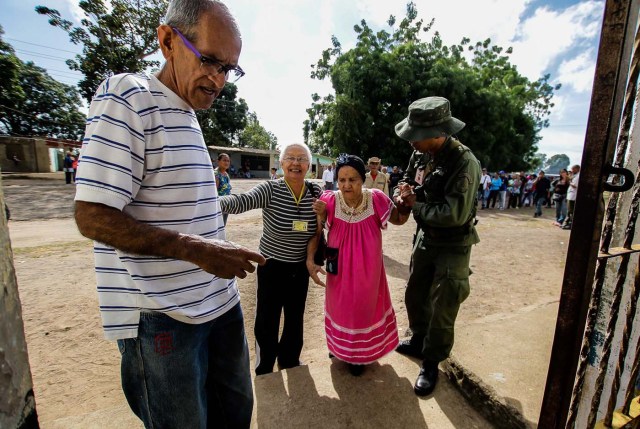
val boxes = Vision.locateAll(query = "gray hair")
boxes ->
[164,0,239,40]
[279,143,312,163]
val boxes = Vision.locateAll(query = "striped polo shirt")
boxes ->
[75,73,237,341]
[221,179,322,262]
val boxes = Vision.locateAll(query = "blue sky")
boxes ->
[2,0,604,167]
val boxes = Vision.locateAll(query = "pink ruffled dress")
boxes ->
[319,188,399,364]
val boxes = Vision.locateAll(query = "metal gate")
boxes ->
[538,0,640,427]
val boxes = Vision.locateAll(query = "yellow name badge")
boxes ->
[292,220,309,232]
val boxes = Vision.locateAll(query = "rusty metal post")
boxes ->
[538,1,637,427]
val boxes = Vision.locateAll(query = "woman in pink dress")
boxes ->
[308,154,410,375]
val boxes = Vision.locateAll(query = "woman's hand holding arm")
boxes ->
[306,233,326,287]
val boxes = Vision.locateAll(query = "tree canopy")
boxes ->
[304,2,560,171]
[36,0,166,104]
[239,112,278,150]
[0,26,86,139]
[35,0,275,149]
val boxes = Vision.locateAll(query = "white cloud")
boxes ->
[508,1,602,80]
[557,50,596,93]
[230,0,338,144]
[538,127,586,167]
[63,0,86,23]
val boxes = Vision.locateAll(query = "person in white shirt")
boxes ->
[73,1,265,427]
[479,168,492,209]
[563,164,580,230]
[322,164,334,190]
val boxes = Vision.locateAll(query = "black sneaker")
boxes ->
[396,339,423,359]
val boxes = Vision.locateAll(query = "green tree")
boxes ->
[0,26,24,114]
[35,1,271,147]
[196,83,249,146]
[238,112,278,150]
[0,27,86,139]
[543,153,570,174]
[36,0,166,103]
[304,2,559,171]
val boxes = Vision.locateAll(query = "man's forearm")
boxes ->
[75,201,193,259]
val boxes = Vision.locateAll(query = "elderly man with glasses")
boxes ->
[73,1,265,427]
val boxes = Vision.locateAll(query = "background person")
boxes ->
[322,164,334,190]
[214,152,232,224]
[308,154,409,376]
[63,151,74,184]
[389,165,403,197]
[488,172,501,208]
[364,156,389,195]
[72,1,265,427]
[479,167,491,209]
[393,96,480,397]
[533,170,551,218]
[551,168,570,225]
[220,142,322,375]
[563,164,580,230]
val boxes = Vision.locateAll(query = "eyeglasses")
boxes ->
[172,27,245,83]
[282,156,309,163]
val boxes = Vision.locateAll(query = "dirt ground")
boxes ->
[2,177,569,425]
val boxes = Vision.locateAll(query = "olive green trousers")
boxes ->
[405,231,472,363]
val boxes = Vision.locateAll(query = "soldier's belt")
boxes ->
[421,222,472,240]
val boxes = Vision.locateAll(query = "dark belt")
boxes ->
[422,222,472,240]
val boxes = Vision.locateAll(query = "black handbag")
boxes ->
[325,246,339,274]
[306,182,327,265]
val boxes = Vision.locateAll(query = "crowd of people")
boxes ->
[68,0,580,427]
[477,166,580,230]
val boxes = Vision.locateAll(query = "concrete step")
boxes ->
[252,351,492,428]
[451,301,559,428]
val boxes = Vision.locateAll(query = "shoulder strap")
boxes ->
[305,181,319,198]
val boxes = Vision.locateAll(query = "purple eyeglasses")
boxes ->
[172,27,245,83]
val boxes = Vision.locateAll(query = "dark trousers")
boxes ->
[255,259,309,375]
[487,190,499,208]
[405,233,472,363]
[565,200,576,226]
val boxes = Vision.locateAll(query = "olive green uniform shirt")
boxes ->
[400,137,481,247]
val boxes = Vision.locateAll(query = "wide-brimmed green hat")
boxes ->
[395,96,465,141]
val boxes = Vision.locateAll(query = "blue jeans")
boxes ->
[535,196,547,216]
[117,303,253,429]
[555,197,567,222]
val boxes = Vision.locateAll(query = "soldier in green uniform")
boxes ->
[393,96,481,396]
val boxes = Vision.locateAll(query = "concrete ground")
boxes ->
[44,352,493,429]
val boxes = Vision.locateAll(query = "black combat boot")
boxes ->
[414,360,439,396]
[396,338,423,359]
